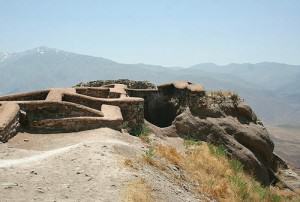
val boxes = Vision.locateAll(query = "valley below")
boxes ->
[268,125,300,174]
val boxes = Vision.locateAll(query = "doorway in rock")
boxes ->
[144,94,177,127]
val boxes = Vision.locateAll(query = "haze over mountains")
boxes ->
[1,47,300,126]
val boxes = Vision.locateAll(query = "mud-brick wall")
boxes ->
[0,104,20,142]
[30,117,122,133]
[75,88,109,98]
[19,101,103,123]
[63,94,144,128]
[0,90,49,101]
[126,89,158,99]
[116,101,144,128]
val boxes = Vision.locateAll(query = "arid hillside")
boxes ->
[1,128,299,202]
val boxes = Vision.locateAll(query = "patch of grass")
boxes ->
[184,138,202,148]
[140,142,300,202]
[143,147,156,166]
[156,144,182,166]
[177,143,300,201]
[130,124,150,137]
[229,159,244,173]
[229,175,249,200]
[145,147,155,158]
[208,144,227,157]
[122,178,153,202]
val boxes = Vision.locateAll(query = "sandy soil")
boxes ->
[0,128,205,202]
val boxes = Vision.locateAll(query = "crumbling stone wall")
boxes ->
[0,90,49,101]
[127,82,206,127]
[0,103,20,142]
[62,93,144,128]
[18,101,104,130]
[30,117,122,133]
[76,79,156,89]
[75,87,109,98]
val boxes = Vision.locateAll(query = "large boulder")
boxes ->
[174,108,274,185]
[237,102,258,123]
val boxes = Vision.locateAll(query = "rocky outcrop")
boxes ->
[174,108,273,184]
[142,81,277,185]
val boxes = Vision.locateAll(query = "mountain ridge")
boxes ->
[0,47,300,126]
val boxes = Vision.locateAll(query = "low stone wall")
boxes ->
[29,117,122,133]
[126,88,158,99]
[46,88,76,101]
[0,103,20,142]
[75,87,109,98]
[107,84,127,98]
[27,104,123,133]
[0,90,49,101]
[62,93,144,127]
[18,101,104,125]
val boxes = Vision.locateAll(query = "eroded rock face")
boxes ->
[174,108,274,184]
[144,81,276,185]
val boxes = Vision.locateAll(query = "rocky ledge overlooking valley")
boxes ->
[0,79,299,201]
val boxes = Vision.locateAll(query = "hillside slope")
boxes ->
[0,128,206,202]
[1,128,298,201]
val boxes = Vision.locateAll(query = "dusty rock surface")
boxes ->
[173,108,274,184]
[0,128,206,202]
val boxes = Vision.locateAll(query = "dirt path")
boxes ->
[0,143,82,168]
[0,128,204,202]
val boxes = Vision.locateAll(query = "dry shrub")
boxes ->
[123,178,153,202]
[124,159,134,168]
[155,144,183,166]
[142,146,167,171]
[140,135,151,144]
[151,143,300,202]
[184,143,234,200]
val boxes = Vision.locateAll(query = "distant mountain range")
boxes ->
[1,46,300,126]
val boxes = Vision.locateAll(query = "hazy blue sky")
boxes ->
[0,0,299,66]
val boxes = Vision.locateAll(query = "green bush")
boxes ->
[130,124,150,137]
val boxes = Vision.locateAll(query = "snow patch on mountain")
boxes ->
[0,52,10,62]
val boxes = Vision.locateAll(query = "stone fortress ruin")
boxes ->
[0,80,205,141]
[0,79,298,189]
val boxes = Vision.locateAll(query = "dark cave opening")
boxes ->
[144,94,177,128]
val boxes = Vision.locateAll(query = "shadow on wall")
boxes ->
[144,94,177,127]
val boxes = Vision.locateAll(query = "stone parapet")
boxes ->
[0,102,20,142]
